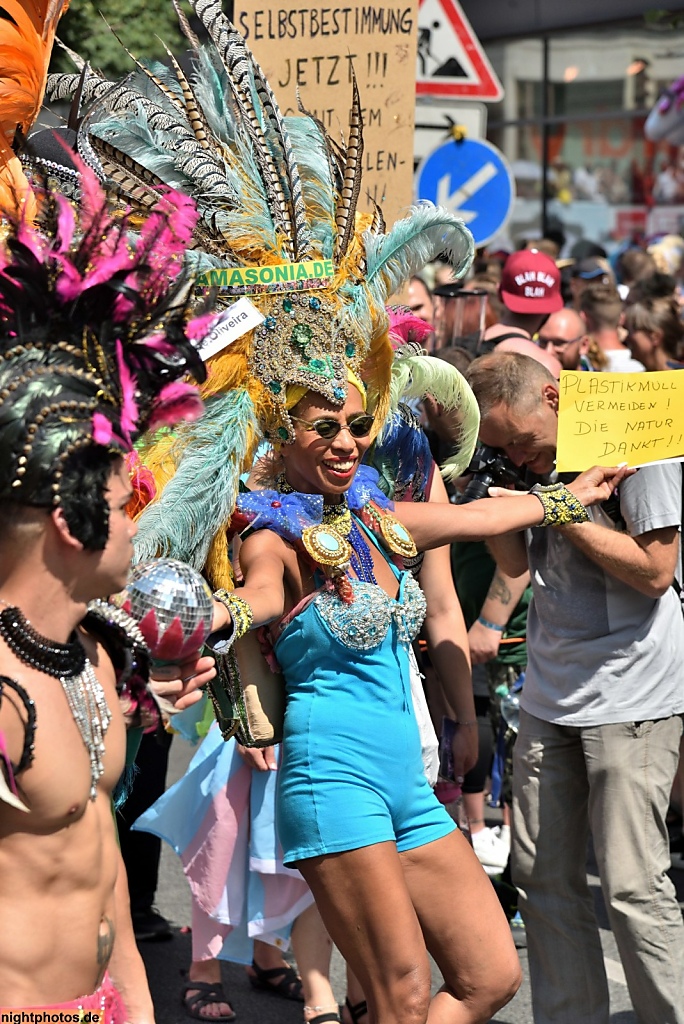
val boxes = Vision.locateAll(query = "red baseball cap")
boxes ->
[500,249,563,314]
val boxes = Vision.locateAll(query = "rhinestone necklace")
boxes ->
[0,602,111,799]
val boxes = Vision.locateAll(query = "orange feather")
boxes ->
[0,0,70,215]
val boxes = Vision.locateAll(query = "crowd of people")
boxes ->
[2,5,684,1024]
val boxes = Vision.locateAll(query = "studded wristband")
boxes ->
[213,590,254,642]
[530,483,590,527]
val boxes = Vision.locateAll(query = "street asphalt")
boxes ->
[139,735,684,1024]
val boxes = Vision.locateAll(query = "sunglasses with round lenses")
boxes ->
[290,413,375,440]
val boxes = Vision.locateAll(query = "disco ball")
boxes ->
[116,558,214,662]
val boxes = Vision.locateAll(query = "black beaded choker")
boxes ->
[0,606,86,678]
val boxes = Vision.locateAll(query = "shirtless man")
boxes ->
[0,458,213,1018]
[0,172,213,1018]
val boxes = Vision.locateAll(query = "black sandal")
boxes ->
[181,980,236,1021]
[344,998,368,1024]
[308,1014,341,1024]
[247,959,304,1001]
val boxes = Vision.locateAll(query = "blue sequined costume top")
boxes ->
[235,468,455,865]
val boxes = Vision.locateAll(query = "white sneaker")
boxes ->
[471,826,510,876]
[492,823,511,855]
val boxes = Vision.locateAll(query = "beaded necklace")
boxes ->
[0,602,111,799]
[348,520,378,584]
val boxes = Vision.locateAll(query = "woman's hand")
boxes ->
[237,743,277,771]
[490,465,635,510]
[566,464,634,507]
[451,721,478,782]
[149,654,216,711]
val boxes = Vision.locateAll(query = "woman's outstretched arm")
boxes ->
[211,529,288,632]
[396,464,631,552]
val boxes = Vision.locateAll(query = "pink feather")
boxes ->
[54,258,84,302]
[92,412,114,445]
[54,194,76,253]
[67,148,107,236]
[148,381,204,431]
[158,189,199,248]
[186,310,219,342]
[80,238,134,294]
[133,190,199,299]
[387,308,434,349]
[139,334,177,356]
[15,220,46,262]
[115,339,139,443]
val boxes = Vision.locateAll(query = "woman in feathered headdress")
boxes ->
[54,5,629,1021]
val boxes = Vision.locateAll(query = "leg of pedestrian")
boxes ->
[586,716,684,1024]
[512,709,610,1024]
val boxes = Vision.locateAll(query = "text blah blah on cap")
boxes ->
[499,249,563,314]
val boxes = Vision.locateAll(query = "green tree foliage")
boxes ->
[53,0,187,77]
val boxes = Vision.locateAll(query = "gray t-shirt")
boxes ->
[522,463,684,726]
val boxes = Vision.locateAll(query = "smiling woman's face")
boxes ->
[281,386,371,500]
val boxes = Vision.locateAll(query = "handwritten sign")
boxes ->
[236,2,419,230]
[557,370,684,471]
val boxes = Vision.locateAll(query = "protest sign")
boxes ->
[235,2,419,230]
[556,370,684,471]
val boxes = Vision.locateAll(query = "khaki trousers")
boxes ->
[513,709,684,1024]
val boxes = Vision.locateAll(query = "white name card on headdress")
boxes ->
[196,298,265,360]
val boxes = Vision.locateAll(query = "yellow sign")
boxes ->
[196,259,334,295]
[557,370,684,471]
[235,1,419,230]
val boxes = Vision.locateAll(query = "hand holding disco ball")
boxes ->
[117,558,215,662]
[114,558,218,711]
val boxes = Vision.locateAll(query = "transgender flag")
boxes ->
[133,720,314,963]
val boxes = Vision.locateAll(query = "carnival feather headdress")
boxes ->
[49,0,475,578]
[0,154,209,543]
[0,0,70,218]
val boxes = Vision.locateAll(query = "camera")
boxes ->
[457,445,524,503]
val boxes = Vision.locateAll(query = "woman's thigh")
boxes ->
[296,841,432,1024]
[399,831,521,1015]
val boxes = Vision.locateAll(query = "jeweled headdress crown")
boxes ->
[49,0,475,574]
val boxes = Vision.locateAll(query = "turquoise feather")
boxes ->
[192,49,235,145]
[134,391,259,569]
[364,202,474,305]
[383,352,480,480]
[286,116,335,257]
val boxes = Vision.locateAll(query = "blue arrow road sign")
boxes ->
[415,137,514,247]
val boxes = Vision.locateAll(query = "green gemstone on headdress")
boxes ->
[264,316,277,331]
[309,297,322,310]
[291,324,313,348]
[303,354,335,379]
[277,426,289,440]
[283,298,293,313]
[268,380,282,394]
[345,342,355,358]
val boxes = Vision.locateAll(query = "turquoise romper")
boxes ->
[271,538,456,866]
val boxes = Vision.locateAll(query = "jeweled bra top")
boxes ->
[314,574,427,651]
[235,465,427,652]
